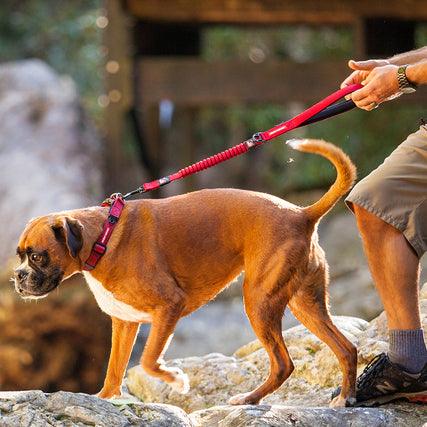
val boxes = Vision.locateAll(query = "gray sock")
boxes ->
[388,329,427,373]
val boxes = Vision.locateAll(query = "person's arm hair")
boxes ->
[406,59,427,86]
[387,47,427,66]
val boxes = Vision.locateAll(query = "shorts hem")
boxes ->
[345,195,424,258]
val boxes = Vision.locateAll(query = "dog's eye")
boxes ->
[30,253,42,263]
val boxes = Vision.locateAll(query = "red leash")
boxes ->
[84,84,362,270]
[122,83,362,198]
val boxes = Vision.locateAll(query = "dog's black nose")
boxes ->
[15,269,28,282]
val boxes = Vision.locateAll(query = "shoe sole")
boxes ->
[356,391,427,407]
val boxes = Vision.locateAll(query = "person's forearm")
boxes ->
[406,59,427,86]
[387,47,427,66]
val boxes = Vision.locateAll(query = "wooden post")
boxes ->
[104,0,143,194]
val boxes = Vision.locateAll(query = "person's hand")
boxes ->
[351,63,402,110]
[341,59,401,111]
[340,59,390,88]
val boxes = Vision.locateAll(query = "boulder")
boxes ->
[189,403,426,426]
[1,390,424,427]
[0,60,107,394]
[0,390,193,427]
[0,59,102,270]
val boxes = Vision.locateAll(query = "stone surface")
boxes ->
[189,403,427,427]
[0,59,102,270]
[0,390,193,427]
[127,285,427,416]
[1,390,424,427]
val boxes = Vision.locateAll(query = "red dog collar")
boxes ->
[83,194,125,271]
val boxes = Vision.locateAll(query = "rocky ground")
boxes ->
[123,284,427,425]
[1,304,426,427]
[0,390,425,427]
[2,285,423,426]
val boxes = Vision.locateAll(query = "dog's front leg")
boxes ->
[98,317,140,399]
[140,306,189,394]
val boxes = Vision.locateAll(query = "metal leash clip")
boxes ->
[101,192,123,206]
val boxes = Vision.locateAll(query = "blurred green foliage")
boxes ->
[0,0,103,119]
[198,25,427,195]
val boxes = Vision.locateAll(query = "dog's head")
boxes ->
[13,215,83,299]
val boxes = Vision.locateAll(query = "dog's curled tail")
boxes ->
[287,139,357,222]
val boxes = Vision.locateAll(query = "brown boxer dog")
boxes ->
[13,139,357,407]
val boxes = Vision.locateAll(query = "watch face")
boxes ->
[401,87,416,94]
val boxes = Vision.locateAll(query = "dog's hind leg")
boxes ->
[140,300,189,394]
[229,277,294,405]
[288,285,357,407]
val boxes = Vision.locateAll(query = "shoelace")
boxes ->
[356,353,389,389]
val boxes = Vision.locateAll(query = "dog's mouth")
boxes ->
[13,271,63,300]
[18,288,50,300]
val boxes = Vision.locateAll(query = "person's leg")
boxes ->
[331,127,427,405]
[353,204,421,330]
[353,204,427,375]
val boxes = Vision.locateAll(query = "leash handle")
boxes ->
[254,84,362,142]
[301,98,356,127]
[123,83,362,198]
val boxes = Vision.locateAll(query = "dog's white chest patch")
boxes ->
[82,271,152,323]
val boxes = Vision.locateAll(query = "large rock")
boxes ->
[189,403,426,427]
[0,59,102,270]
[0,60,107,394]
[1,390,424,427]
[0,390,192,427]
[126,285,427,418]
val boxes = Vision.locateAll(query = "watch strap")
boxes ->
[397,65,417,90]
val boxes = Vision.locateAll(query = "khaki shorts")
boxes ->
[346,125,427,258]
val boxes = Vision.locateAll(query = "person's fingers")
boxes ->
[340,70,360,88]
[351,85,372,102]
[353,98,378,111]
[356,97,378,107]
[363,101,379,111]
[348,59,379,71]
[350,83,381,110]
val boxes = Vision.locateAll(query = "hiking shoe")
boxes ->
[331,353,427,406]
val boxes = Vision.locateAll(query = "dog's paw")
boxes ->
[228,392,259,405]
[168,367,190,394]
[96,387,122,400]
[329,395,356,408]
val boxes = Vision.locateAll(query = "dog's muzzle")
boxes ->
[13,268,59,299]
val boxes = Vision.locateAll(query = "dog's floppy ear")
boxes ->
[51,216,83,258]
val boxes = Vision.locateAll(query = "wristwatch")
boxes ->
[397,65,417,93]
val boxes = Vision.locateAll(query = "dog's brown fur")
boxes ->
[14,139,357,407]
